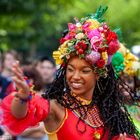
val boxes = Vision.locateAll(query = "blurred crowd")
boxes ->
[0,47,140,140]
[0,50,56,140]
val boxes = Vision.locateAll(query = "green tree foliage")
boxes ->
[0,0,140,61]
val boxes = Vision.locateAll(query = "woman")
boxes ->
[1,7,139,140]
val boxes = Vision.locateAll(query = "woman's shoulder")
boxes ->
[44,99,66,133]
[49,99,65,115]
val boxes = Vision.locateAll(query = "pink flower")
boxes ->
[68,23,76,31]
[86,51,100,64]
[82,22,90,32]
[88,29,102,51]
[87,29,101,39]
[64,34,71,40]
[90,36,102,50]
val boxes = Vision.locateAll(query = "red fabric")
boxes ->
[57,109,136,140]
[57,109,108,140]
[0,94,137,139]
[1,93,49,136]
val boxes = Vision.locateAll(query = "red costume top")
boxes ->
[0,94,136,140]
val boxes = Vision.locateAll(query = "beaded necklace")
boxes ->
[70,92,104,139]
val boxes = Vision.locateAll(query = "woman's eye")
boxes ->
[67,68,73,72]
[82,69,92,73]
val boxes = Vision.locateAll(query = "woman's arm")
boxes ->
[1,91,49,135]
[11,95,28,119]
[1,62,49,135]
[10,61,30,118]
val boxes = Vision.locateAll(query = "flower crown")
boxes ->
[112,43,140,77]
[53,6,120,77]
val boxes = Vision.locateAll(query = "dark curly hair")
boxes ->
[42,63,140,139]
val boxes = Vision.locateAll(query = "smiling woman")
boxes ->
[66,56,97,100]
[1,6,140,140]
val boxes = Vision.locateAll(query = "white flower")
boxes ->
[68,42,73,46]
[76,22,82,28]
[75,33,84,40]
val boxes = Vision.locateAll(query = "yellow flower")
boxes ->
[125,61,140,76]
[53,41,69,65]
[125,51,137,62]
[101,51,108,64]
[59,40,69,54]
[53,51,63,65]
[85,19,100,30]
[124,61,137,76]
[118,43,140,76]
[59,45,67,54]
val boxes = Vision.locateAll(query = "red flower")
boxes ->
[98,47,106,53]
[106,31,117,44]
[60,38,67,44]
[77,41,87,50]
[78,48,84,54]
[75,45,80,50]
[107,40,119,55]
[96,59,105,68]
[69,31,76,38]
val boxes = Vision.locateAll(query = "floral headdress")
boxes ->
[112,43,140,78]
[53,6,120,77]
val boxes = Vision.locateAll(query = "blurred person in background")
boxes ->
[1,50,19,78]
[34,56,56,89]
[17,66,48,140]
[33,59,42,74]
[23,66,45,95]
[0,50,19,140]
[0,74,15,100]
[112,43,140,132]
[0,50,18,99]
[134,75,140,97]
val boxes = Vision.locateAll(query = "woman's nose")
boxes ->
[72,71,81,80]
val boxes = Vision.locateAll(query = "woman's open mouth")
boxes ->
[71,82,83,89]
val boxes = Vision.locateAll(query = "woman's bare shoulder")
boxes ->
[44,99,65,132]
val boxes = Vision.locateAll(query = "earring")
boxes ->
[63,77,70,92]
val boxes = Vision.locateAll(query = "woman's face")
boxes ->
[66,56,97,100]
[4,53,16,70]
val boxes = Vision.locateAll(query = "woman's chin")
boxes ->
[71,89,84,96]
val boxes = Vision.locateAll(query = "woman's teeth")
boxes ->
[71,82,83,88]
